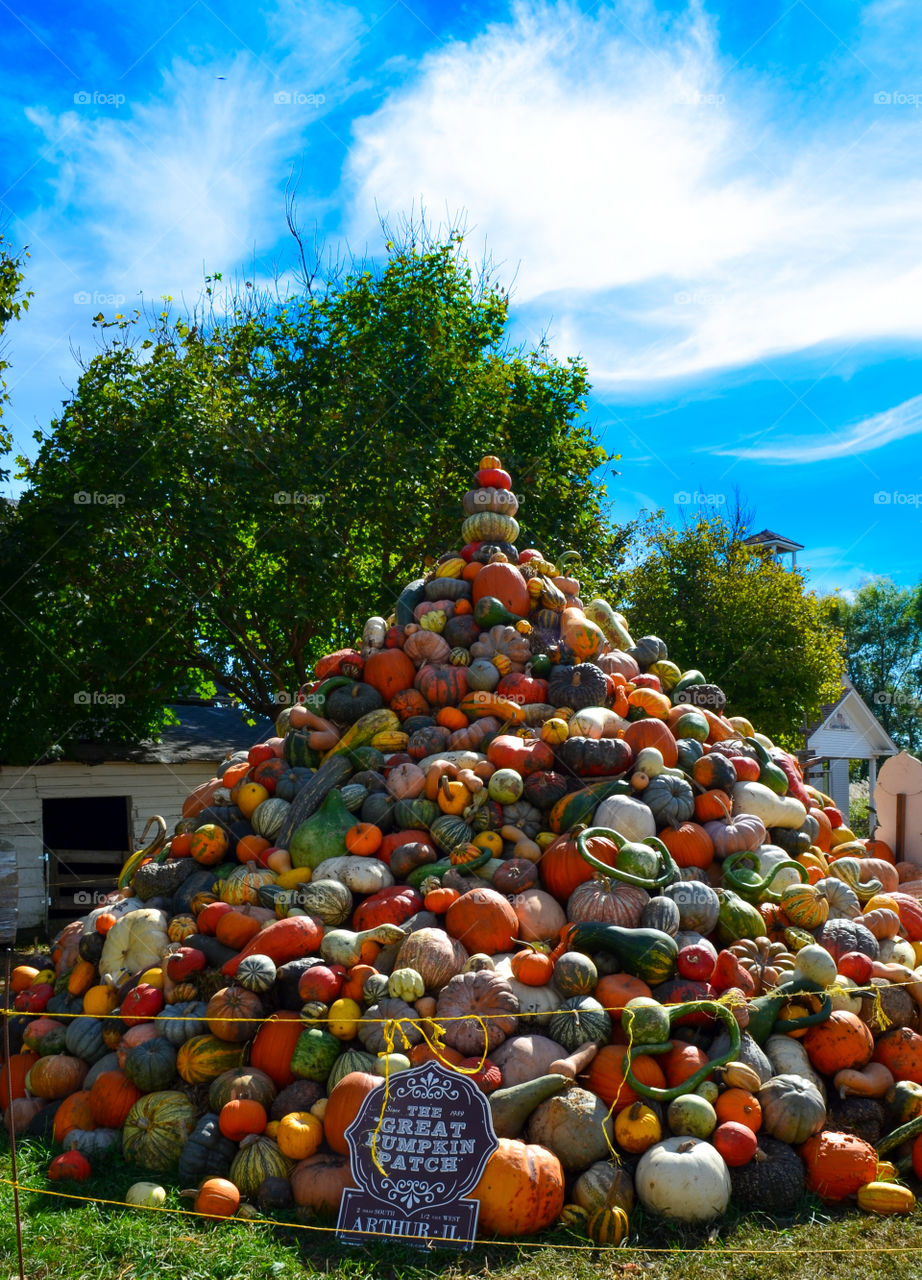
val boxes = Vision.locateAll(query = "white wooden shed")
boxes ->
[804,681,897,824]
[875,751,922,866]
[0,702,272,935]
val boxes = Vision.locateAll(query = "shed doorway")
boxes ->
[42,795,132,928]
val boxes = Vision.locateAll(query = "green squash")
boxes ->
[289,789,354,870]
[157,1001,209,1046]
[716,888,766,944]
[177,1112,237,1183]
[123,1037,179,1093]
[229,1134,292,1196]
[548,997,611,1051]
[290,1028,342,1082]
[64,1016,107,1064]
[122,1091,198,1171]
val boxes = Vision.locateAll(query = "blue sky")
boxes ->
[2,0,922,595]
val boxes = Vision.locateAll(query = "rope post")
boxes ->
[3,947,27,1280]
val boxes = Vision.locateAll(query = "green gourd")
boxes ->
[289,788,354,870]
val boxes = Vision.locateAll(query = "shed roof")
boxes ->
[743,528,805,552]
[71,702,274,766]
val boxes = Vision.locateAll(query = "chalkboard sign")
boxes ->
[336,1060,498,1250]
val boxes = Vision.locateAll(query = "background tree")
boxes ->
[1,230,636,764]
[825,578,922,751]
[615,513,845,747]
[0,234,32,479]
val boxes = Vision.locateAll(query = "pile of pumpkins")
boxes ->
[6,454,922,1242]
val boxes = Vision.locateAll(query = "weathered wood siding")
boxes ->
[0,762,215,930]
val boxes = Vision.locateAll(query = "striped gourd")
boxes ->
[176,1034,244,1084]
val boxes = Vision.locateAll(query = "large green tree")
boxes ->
[615,514,845,746]
[2,232,634,764]
[0,235,32,478]
[825,578,922,751]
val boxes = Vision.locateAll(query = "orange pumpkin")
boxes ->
[623,718,678,766]
[800,1129,878,1202]
[539,829,619,902]
[595,972,653,1016]
[390,688,430,720]
[249,1012,303,1088]
[873,1027,922,1083]
[659,821,714,869]
[206,986,264,1043]
[714,1088,762,1132]
[235,835,271,864]
[444,887,519,955]
[662,1042,709,1090]
[53,1090,96,1144]
[345,823,383,856]
[472,562,530,617]
[803,1010,874,1076]
[195,1177,240,1220]
[586,1044,666,1112]
[218,1098,267,1141]
[510,948,555,986]
[436,706,468,731]
[215,910,263,951]
[323,1071,381,1155]
[67,959,96,997]
[190,823,229,866]
[469,1138,565,1236]
[694,788,732,822]
[88,1070,143,1128]
[627,688,671,720]
[364,649,416,702]
[0,1052,38,1110]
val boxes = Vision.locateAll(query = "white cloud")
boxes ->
[345,0,922,386]
[716,393,922,463]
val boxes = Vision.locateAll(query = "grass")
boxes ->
[3,1133,922,1280]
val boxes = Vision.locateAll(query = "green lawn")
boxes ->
[2,1135,922,1280]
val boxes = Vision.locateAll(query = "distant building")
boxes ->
[802,680,897,825]
[743,529,805,570]
[1,700,273,933]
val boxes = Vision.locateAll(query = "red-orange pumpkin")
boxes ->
[800,1129,878,1202]
[803,1010,874,1076]
[290,1152,354,1216]
[206,986,264,1043]
[0,1052,38,1110]
[471,563,530,617]
[586,1045,666,1112]
[249,1012,303,1088]
[390,688,430,720]
[622,719,678,766]
[218,1098,267,1141]
[470,1138,565,1235]
[415,664,469,708]
[873,1027,922,1083]
[659,821,714,869]
[88,1070,143,1128]
[445,887,519,955]
[539,829,619,901]
[323,1071,381,1155]
[363,649,416,701]
[53,1090,96,1144]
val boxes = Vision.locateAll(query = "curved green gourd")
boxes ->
[743,736,789,795]
[625,1000,741,1102]
[576,826,679,890]
[721,851,808,903]
[745,977,833,1044]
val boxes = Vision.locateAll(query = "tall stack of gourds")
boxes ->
[5,455,922,1238]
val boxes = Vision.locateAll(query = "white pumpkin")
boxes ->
[310,855,393,895]
[755,845,804,893]
[635,1136,730,1221]
[592,795,656,843]
[98,908,169,984]
[125,1181,167,1207]
[568,707,627,739]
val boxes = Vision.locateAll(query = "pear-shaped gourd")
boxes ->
[489,1073,569,1138]
[289,789,354,870]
